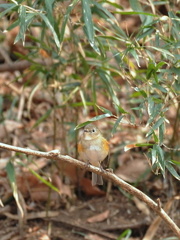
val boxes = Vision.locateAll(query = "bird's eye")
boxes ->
[92,129,95,132]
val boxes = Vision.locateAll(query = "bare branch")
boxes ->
[0,59,52,72]
[0,142,179,238]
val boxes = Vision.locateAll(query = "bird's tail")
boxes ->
[92,173,103,186]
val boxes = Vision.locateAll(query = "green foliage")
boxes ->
[117,228,132,240]
[6,161,24,216]
[1,0,179,180]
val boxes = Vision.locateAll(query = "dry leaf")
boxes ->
[124,144,137,152]
[80,178,106,196]
[87,210,109,223]
[52,173,72,198]
[0,120,23,138]
[133,197,150,216]
[30,185,60,203]
[85,233,106,240]
[22,158,50,172]
[115,152,150,182]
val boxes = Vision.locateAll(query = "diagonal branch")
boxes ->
[0,142,179,237]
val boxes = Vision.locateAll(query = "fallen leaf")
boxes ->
[30,185,60,203]
[0,120,23,138]
[80,178,106,196]
[22,158,50,172]
[85,233,106,240]
[52,173,72,198]
[87,210,109,223]
[133,197,150,216]
[115,152,150,182]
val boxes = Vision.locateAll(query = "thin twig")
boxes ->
[0,142,179,238]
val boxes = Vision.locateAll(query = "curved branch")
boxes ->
[0,142,179,237]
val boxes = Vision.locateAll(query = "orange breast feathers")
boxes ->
[102,138,109,153]
[77,142,84,153]
[78,138,109,155]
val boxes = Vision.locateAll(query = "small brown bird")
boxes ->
[78,123,109,186]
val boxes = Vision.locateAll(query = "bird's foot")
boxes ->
[105,168,113,173]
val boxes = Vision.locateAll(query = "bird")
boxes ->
[78,123,109,186]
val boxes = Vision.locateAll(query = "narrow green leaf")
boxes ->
[14,5,26,45]
[165,161,180,181]
[25,13,36,28]
[114,11,157,17]
[70,101,94,107]
[45,0,55,26]
[154,145,165,173]
[152,117,164,131]
[92,1,117,23]
[171,160,180,166]
[98,34,125,42]
[136,28,154,41]
[151,148,157,165]
[6,161,16,185]
[32,109,52,129]
[0,4,16,18]
[129,48,140,67]
[89,113,113,121]
[159,122,165,145]
[111,115,124,135]
[146,62,155,79]
[105,1,123,10]
[129,0,145,22]
[97,69,120,106]
[60,0,79,45]
[96,105,112,114]
[79,89,88,111]
[147,97,154,116]
[95,37,106,59]
[146,117,165,138]
[75,121,92,130]
[132,89,147,98]
[168,11,180,31]
[29,169,60,192]
[147,102,162,127]
[82,0,99,53]
[153,132,159,143]
[152,84,167,93]
[0,3,16,8]
[155,61,167,70]
[60,81,81,92]
[135,143,154,147]
[75,113,112,130]
[149,46,174,58]
[7,19,20,31]
[117,106,128,114]
[39,13,60,49]
[141,91,148,98]
[6,161,24,217]
[82,0,94,43]
[117,229,132,240]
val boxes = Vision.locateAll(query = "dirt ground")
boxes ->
[0,181,179,240]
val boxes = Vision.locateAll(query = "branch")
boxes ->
[0,59,52,72]
[0,142,179,238]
